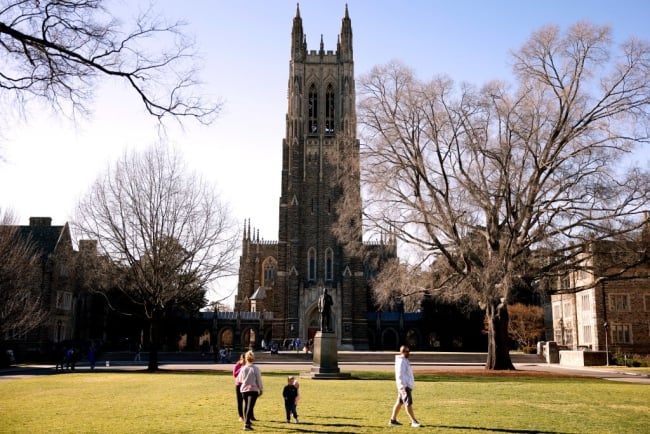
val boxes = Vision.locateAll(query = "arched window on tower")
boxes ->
[308,247,317,281]
[325,248,333,281]
[325,84,335,134]
[308,84,318,134]
[262,257,277,287]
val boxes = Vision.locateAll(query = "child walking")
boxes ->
[282,376,299,423]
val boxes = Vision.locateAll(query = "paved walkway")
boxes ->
[2,352,649,384]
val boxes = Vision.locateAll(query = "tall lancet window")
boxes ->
[325,84,335,134]
[308,84,318,134]
[325,248,334,281]
[308,247,317,281]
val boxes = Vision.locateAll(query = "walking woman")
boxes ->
[233,353,246,421]
[236,350,264,431]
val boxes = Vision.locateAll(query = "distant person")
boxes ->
[88,345,97,370]
[232,353,247,422]
[388,345,421,428]
[236,351,263,431]
[65,347,74,370]
[282,376,299,423]
[134,343,142,362]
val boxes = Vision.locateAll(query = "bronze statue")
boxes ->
[318,288,333,332]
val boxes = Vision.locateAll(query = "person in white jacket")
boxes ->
[388,346,421,428]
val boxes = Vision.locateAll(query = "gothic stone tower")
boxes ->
[236,5,393,349]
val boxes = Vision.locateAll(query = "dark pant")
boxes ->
[236,385,244,418]
[242,391,259,426]
[285,401,298,420]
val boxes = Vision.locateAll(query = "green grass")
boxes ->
[1,369,649,433]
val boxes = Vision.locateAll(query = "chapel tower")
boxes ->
[236,5,394,349]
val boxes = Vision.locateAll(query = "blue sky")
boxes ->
[2,0,649,302]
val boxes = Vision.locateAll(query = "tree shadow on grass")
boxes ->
[262,420,361,434]
[435,425,568,433]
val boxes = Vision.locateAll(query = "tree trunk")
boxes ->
[147,314,160,371]
[485,299,515,370]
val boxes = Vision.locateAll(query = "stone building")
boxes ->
[235,5,395,350]
[551,214,650,355]
[2,217,77,357]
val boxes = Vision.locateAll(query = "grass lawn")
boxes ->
[1,368,649,433]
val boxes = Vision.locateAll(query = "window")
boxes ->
[610,294,630,312]
[612,324,632,344]
[581,294,590,310]
[582,325,592,344]
[561,276,571,290]
[563,302,572,316]
[308,248,316,281]
[325,84,335,134]
[564,327,573,346]
[262,258,276,287]
[56,291,72,310]
[325,248,333,281]
[308,84,318,134]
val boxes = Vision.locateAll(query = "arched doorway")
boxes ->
[219,327,233,348]
[242,327,257,350]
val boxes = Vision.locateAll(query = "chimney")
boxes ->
[642,211,650,242]
[29,217,52,226]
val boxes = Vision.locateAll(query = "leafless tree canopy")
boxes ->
[0,0,220,123]
[0,208,48,339]
[73,144,238,369]
[343,22,650,369]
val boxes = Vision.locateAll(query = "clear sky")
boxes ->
[2,0,649,303]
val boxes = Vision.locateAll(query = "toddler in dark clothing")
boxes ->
[282,376,299,423]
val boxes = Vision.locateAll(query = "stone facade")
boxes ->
[2,217,78,356]
[235,5,395,350]
[551,220,650,355]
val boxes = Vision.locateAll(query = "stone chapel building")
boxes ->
[235,5,395,350]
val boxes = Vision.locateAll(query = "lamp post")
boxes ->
[604,321,609,366]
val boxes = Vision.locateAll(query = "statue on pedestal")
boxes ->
[318,288,333,332]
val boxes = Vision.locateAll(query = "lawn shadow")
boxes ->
[435,425,568,433]
[262,420,361,433]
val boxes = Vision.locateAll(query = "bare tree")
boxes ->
[340,22,650,369]
[0,209,48,364]
[73,145,239,371]
[370,258,428,313]
[0,0,220,124]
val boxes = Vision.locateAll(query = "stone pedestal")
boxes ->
[544,341,560,364]
[303,331,351,379]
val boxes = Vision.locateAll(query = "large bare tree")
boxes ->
[0,209,47,365]
[74,145,238,371]
[0,0,220,124]
[339,22,650,369]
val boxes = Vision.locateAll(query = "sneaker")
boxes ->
[410,422,421,428]
[243,425,253,431]
[238,417,244,422]
[389,419,402,426]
